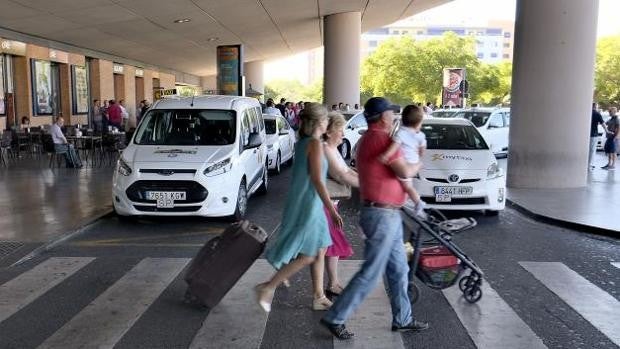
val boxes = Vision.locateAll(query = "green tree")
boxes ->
[264,79,322,103]
[361,32,512,107]
[595,36,620,107]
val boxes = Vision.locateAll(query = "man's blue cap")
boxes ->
[363,97,399,121]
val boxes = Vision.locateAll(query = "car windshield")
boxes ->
[422,124,488,150]
[264,119,277,135]
[134,109,236,146]
[431,111,456,118]
[452,111,491,128]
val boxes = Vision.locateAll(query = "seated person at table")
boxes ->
[20,116,30,131]
[50,117,83,168]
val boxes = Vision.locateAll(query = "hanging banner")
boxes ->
[442,68,465,108]
[217,45,243,96]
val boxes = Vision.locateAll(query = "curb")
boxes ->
[506,199,618,237]
[10,209,114,267]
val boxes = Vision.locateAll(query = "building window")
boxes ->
[31,59,60,116]
[503,53,511,59]
[503,42,511,48]
[393,30,400,35]
[0,56,5,115]
[402,30,408,35]
[369,40,377,47]
[477,31,484,36]
[504,32,512,38]
[476,40,483,46]
[71,65,89,115]
[477,52,484,59]
[417,30,424,35]
[491,53,498,58]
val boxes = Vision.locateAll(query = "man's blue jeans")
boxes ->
[323,206,412,327]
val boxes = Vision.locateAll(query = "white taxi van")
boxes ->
[414,118,506,215]
[263,114,296,174]
[112,95,268,219]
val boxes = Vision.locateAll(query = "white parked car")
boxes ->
[112,95,268,219]
[414,118,506,215]
[338,112,367,159]
[450,108,510,157]
[429,108,459,119]
[263,114,296,174]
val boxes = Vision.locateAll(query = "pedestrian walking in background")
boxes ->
[322,111,359,298]
[101,100,110,133]
[119,99,129,131]
[320,97,428,340]
[264,100,282,116]
[255,103,343,313]
[590,102,606,169]
[276,98,286,116]
[602,107,619,170]
[107,100,122,130]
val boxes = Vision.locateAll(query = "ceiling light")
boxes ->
[173,18,191,23]
[206,37,219,42]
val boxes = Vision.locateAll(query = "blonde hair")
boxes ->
[298,103,328,137]
[323,111,346,141]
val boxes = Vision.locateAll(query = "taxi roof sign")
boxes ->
[155,88,179,100]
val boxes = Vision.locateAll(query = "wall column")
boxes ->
[507,0,599,188]
[323,12,361,108]
[244,60,264,101]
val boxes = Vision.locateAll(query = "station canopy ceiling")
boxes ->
[0,0,450,76]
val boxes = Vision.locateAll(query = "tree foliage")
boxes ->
[595,36,620,107]
[264,78,323,103]
[361,32,511,106]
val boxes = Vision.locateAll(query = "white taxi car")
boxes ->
[414,118,506,215]
[112,95,268,219]
[263,114,296,174]
[338,112,367,159]
[450,108,510,157]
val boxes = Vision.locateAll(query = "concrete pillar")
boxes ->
[244,60,264,101]
[122,65,136,128]
[507,0,598,188]
[323,12,361,108]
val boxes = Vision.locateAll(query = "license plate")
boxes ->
[146,191,186,208]
[434,186,473,203]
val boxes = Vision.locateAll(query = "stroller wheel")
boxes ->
[408,281,421,304]
[459,275,475,292]
[463,285,482,303]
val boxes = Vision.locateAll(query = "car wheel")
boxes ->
[232,181,248,221]
[273,152,281,174]
[339,140,351,159]
[257,164,268,195]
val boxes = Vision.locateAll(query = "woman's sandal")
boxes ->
[254,283,274,313]
[325,284,344,299]
[319,319,354,340]
[312,295,333,311]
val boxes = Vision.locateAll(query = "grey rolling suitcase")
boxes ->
[184,220,268,308]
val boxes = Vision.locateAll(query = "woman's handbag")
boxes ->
[326,177,351,199]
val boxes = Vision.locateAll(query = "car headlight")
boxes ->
[117,157,132,176]
[203,158,232,176]
[487,162,503,179]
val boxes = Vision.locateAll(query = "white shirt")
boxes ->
[50,124,66,144]
[394,126,426,164]
[264,106,282,116]
[120,105,129,119]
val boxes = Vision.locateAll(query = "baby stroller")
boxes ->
[401,202,484,303]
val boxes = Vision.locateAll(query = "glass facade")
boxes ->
[31,59,60,116]
[0,55,5,115]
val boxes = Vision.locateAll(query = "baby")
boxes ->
[380,104,426,215]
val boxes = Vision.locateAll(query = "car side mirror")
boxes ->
[245,132,262,149]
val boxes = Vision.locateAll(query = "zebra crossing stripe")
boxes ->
[189,260,273,349]
[612,262,620,269]
[443,279,547,349]
[333,260,405,349]
[0,257,95,323]
[37,258,189,349]
[520,262,620,347]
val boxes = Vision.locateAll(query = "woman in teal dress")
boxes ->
[255,103,343,313]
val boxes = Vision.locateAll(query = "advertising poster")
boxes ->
[217,45,243,96]
[442,68,465,107]
[32,60,53,115]
[0,55,5,115]
[72,65,89,114]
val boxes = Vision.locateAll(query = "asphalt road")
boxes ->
[0,163,618,349]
